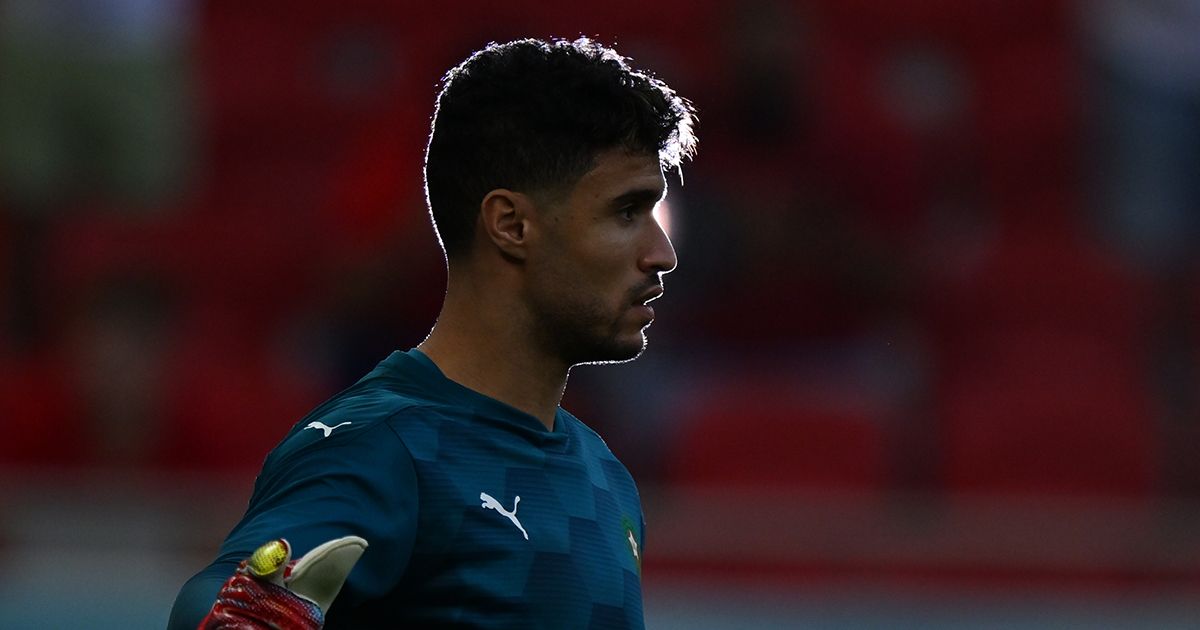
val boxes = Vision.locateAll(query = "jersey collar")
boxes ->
[383,349,571,449]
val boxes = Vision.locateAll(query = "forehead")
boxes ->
[569,149,666,203]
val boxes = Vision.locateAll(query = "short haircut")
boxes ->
[423,37,697,259]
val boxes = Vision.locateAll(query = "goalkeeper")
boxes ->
[169,36,695,629]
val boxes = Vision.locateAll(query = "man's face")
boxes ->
[526,148,678,366]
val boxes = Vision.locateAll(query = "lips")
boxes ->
[635,286,664,306]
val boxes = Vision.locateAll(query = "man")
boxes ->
[169,36,696,628]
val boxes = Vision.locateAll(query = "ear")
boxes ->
[479,188,535,261]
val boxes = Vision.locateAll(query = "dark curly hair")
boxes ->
[424,37,697,259]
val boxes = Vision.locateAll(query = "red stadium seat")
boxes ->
[925,209,1155,497]
[668,376,887,491]
[813,0,1069,55]
[47,199,323,339]
[974,42,1080,203]
[157,310,326,472]
[0,353,84,468]
[925,205,1149,363]
[938,328,1156,497]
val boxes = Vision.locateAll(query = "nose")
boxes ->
[639,215,678,275]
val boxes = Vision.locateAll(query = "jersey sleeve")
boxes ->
[168,418,419,629]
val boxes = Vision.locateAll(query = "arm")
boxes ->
[169,420,419,629]
[170,567,234,630]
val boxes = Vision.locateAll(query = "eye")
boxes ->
[619,206,637,222]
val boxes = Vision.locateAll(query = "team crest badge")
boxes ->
[621,515,641,576]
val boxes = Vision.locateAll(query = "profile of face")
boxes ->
[525,148,678,366]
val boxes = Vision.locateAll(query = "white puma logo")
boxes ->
[480,492,528,540]
[304,421,351,437]
[627,530,639,560]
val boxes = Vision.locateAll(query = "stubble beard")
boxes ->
[532,295,647,368]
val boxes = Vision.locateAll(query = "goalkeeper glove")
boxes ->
[200,535,368,629]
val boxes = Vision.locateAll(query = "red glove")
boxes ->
[200,536,368,630]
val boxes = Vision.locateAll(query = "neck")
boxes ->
[418,267,568,430]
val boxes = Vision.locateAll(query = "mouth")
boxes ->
[631,285,664,323]
[635,286,664,306]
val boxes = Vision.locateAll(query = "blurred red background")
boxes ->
[4,0,1200,627]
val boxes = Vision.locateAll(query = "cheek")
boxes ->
[533,255,624,321]
[550,240,618,282]
[576,253,631,306]
[536,223,633,305]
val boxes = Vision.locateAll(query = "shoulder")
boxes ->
[561,410,641,494]
[263,378,455,472]
[561,410,618,461]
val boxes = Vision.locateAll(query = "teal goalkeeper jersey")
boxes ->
[169,349,646,629]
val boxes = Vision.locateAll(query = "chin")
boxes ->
[575,332,647,367]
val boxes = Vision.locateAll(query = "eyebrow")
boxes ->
[611,187,666,208]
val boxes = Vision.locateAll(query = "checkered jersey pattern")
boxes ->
[170,349,645,630]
